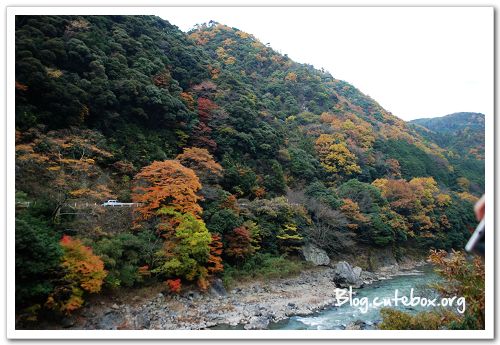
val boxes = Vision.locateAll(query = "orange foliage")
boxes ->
[152,69,171,88]
[235,30,251,39]
[15,129,114,219]
[179,92,195,110]
[386,158,402,178]
[207,234,224,275]
[373,178,417,212]
[191,98,219,151]
[457,191,479,204]
[138,265,151,277]
[315,134,361,176]
[340,198,369,230]
[209,66,220,79]
[197,98,218,121]
[112,160,135,175]
[192,80,217,94]
[15,80,28,91]
[373,177,442,235]
[60,235,107,293]
[220,194,240,214]
[176,147,222,181]
[428,249,484,329]
[436,193,452,207]
[253,186,266,198]
[166,279,182,294]
[284,72,297,82]
[51,235,107,314]
[132,160,202,222]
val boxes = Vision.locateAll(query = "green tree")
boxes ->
[15,214,62,310]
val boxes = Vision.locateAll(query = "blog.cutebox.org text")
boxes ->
[334,287,466,314]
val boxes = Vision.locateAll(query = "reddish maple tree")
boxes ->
[224,226,255,261]
[191,98,219,151]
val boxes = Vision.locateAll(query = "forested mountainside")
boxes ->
[15,16,483,322]
[409,112,485,194]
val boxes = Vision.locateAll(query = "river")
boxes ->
[269,264,441,330]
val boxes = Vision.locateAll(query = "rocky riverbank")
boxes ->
[65,257,426,330]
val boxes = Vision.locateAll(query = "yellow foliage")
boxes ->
[284,72,297,82]
[436,193,452,207]
[456,177,470,192]
[215,46,227,60]
[69,188,91,197]
[222,38,236,46]
[225,56,236,65]
[46,68,63,78]
[315,134,361,176]
[236,30,250,39]
[457,191,479,204]
[379,308,460,330]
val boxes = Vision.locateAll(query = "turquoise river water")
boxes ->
[270,264,441,330]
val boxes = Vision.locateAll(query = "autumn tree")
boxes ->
[276,223,303,255]
[224,226,255,262]
[315,134,361,177]
[176,147,223,183]
[15,128,113,222]
[456,177,471,192]
[166,278,182,294]
[242,220,262,252]
[191,98,219,151]
[380,250,484,330]
[153,207,213,290]
[207,234,224,275]
[132,160,202,223]
[436,193,452,207]
[339,198,369,230]
[386,158,402,179]
[46,235,107,314]
[373,177,442,238]
[409,177,439,210]
[372,178,418,215]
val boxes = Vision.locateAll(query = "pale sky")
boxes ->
[157,7,493,121]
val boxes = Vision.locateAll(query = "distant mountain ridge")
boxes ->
[409,112,485,160]
[409,112,484,193]
[411,112,485,134]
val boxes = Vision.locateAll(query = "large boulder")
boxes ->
[301,243,330,266]
[209,278,227,297]
[333,261,363,288]
[345,320,368,330]
[97,310,125,330]
[244,316,270,330]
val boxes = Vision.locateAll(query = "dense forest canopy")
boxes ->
[14,15,484,322]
